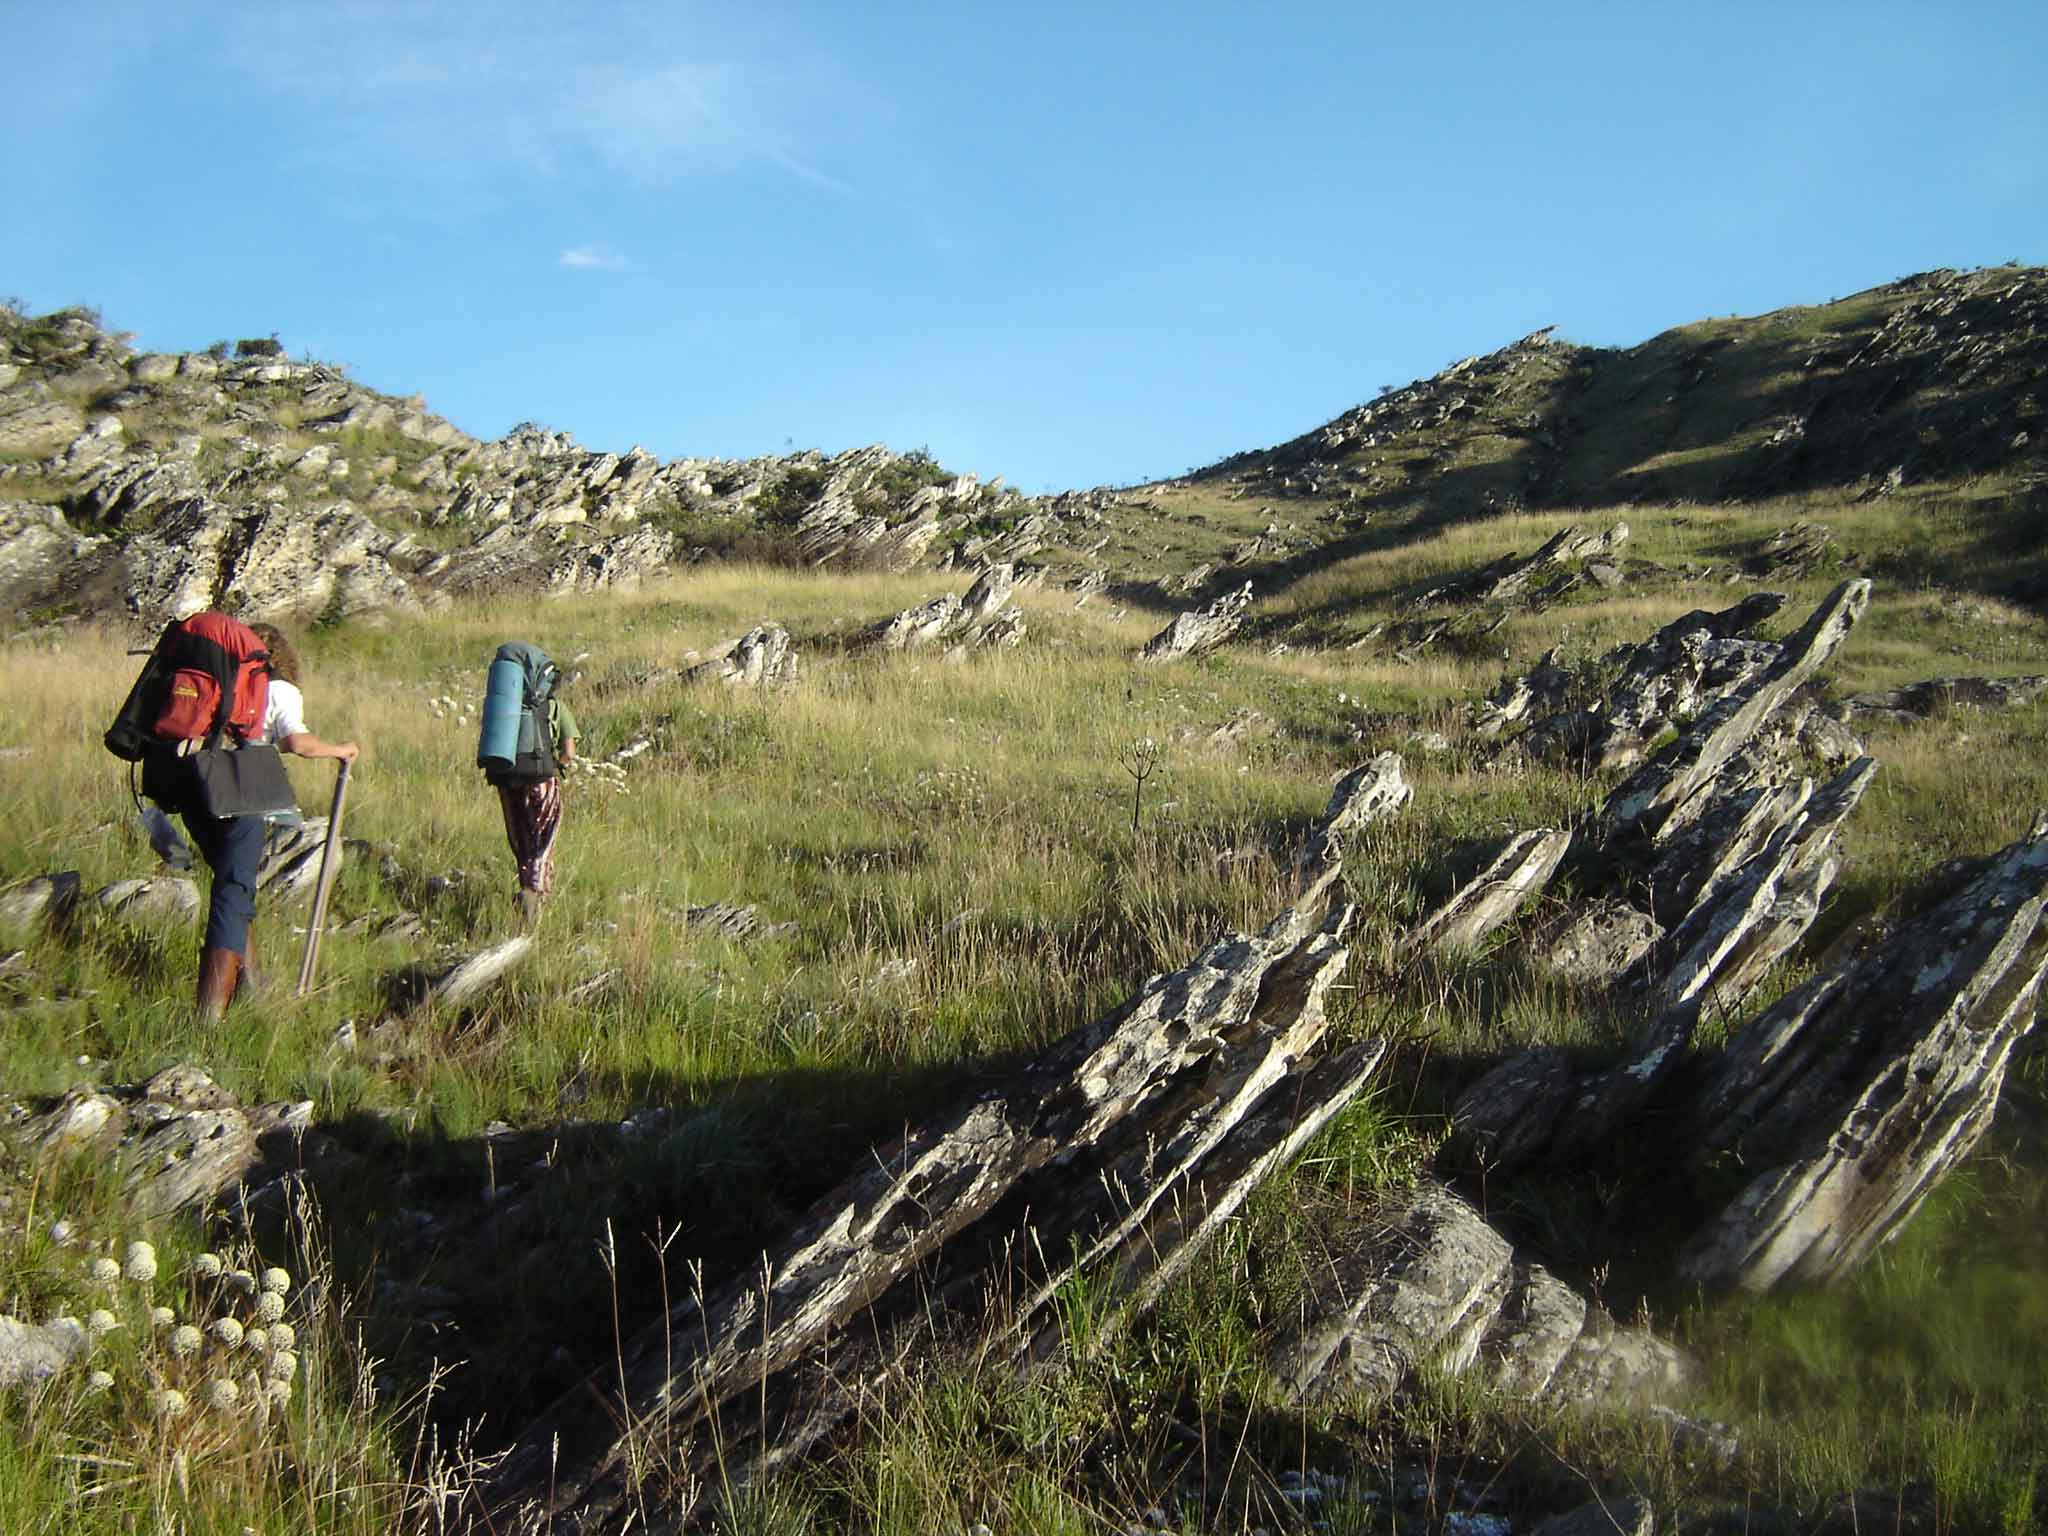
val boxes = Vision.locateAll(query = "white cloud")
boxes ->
[211,1,866,196]
[560,246,630,273]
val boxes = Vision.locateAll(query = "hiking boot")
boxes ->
[236,923,266,1000]
[196,947,242,1023]
[518,890,543,931]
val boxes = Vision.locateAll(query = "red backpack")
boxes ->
[105,611,272,761]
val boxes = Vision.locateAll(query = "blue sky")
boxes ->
[8,2,2044,491]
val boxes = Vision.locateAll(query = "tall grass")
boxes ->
[5,507,2048,1531]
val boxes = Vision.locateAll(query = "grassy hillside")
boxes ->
[4,268,2048,1533]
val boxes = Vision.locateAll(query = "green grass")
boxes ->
[7,273,2048,1528]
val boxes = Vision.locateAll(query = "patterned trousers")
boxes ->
[497,777,563,896]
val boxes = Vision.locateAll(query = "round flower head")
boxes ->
[266,1322,295,1352]
[87,1256,120,1286]
[86,1369,115,1392]
[267,1350,298,1383]
[229,1270,258,1297]
[152,1388,188,1419]
[243,1327,268,1353]
[254,1290,286,1324]
[260,1268,292,1297]
[49,1218,75,1246]
[123,1241,159,1283]
[207,1316,244,1348]
[190,1252,223,1280]
[264,1380,292,1410]
[150,1305,176,1330]
[86,1309,120,1339]
[169,1324,203,1360]
[204,1377,240,1409]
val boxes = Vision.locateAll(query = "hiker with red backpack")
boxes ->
[107,612,358,1021]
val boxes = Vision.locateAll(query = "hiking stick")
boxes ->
[295,759,352,997]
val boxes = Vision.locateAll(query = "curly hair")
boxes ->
[248,623,303,687]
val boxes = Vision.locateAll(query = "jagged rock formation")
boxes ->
[1433,579,2045,1294]
[857,562,1026,653]
[1271,1180,1689,1410]
[1678,814,2048,1289]
[0,309,1041,627]
[1140,580,1254,662]
[27,1065,318,1222]
[682,623,799,688]
[1842,673,2048,725]
[476,758,1417,1528]
[1408,828,1572,955]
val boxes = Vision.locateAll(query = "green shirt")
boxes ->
[550,698,579,751]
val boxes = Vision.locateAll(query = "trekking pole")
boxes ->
[295,759,352,997]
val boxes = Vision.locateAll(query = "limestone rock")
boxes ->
[1409,828,1571,954]
[1139,581,1254,662]
[0,1316,88,1387]
[0,871,81,938]
[1269,1180,1690,1409]
[687,624,798,688]
[1679,813,2048,1290]
[93,876,201,924]
[1842,674,2048,726]
[1530,899,1663,985]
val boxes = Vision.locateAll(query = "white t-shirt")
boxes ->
[261,679,309,744]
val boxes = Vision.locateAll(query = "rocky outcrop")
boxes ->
[1678,813,2048,1289]
[0,307,1044,625]
[1271,1180,1690,1410]
[477,758,1411,1529]
[858,563,1024,653]
[1409,828,1572,955]
[684,624,798,688]
[1842,673,2048,725]
[1140,581,1254,662]
[24,1065,320,1222]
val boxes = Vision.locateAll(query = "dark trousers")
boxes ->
[182,810,266,953]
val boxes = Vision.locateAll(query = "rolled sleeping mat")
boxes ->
[477,656,526,773]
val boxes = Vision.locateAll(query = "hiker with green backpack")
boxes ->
[477,642,579,930]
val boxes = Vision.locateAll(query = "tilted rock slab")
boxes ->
[858,563,1019,652]
[1842,673,2048,726]
[475,758,1410,1531]
[1408,828,1572,955]
[1678,813,2048,1290]
[1479,757,1879,1168]
[1603,579,1870,843]
[1139,580,1254,662]
[684,623,798,688]
[1270,1179,1690,1410]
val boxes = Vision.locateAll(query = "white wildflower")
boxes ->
[260,1267,292,1296]
[266,1322,295,1352]
[86,1309,120,1339]
[254,1290,286,1324]
[86,1369,115,1392]
[49,1218,75,1245]
[191,1252,223,1280]
[150,1306,176,1329]
[208,1316,245,1348]
[87,1256,121,1286]
[244,1327,268,1353]
[169,1324,203,1359]
[267,1350,298,1383]
[229,1269,258,1297]
[204,1377,240,1409]
[264,1380,292,1410]
[152,1387,188,1418]
[123,1241,159,1283]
